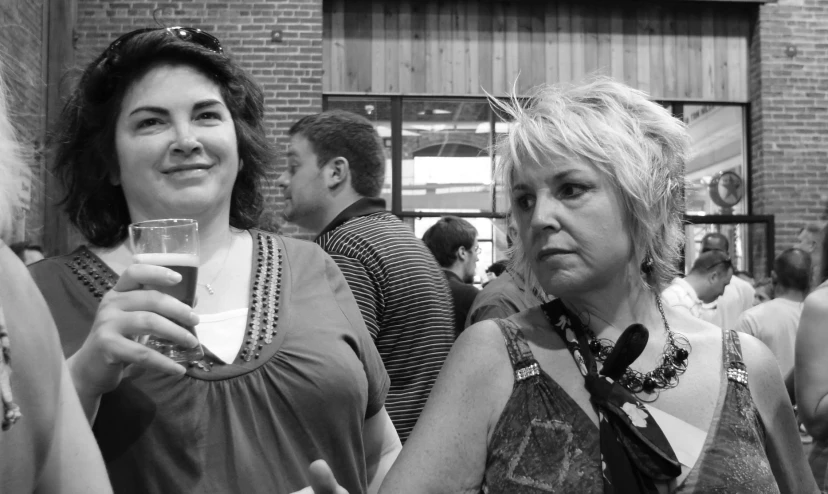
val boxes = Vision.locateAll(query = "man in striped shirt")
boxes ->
[275,110,456,443]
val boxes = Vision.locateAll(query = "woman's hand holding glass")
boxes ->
[69,262,200,401]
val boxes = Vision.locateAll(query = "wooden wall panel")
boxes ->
[323,0,752,102]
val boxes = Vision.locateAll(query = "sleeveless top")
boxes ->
[482,316,780,494]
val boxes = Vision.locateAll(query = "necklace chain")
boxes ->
[198,233,234,295]
[558,295,691,400]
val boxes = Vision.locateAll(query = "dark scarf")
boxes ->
[542,299,681,493]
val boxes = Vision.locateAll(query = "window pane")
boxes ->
[402,216,510,286]
[683,105,748,215]
[325,97,393,207]
[401,100,493,213]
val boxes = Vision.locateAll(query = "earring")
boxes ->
[641,252,654,275]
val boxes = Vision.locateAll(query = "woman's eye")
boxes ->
[560,183,589,198]
[136,118,162,129]
[197,111,221,121]
[515,194,536,211]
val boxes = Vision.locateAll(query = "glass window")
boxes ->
[325,97,394,207]
[401,100,493,213]
[683,105,748,216]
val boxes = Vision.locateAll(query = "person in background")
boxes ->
[0,58,111,492]
[29,27,397,493]
[795,222,826,291]
[735,248,810,382]
[422,216,480,335]
[796,227,828,490]
[465,217,548,327]
[9,240,45,265]
[698,232,755,330]
[754,278,774,306]
[465,263,547,328]
[276,109,455,444]
[661,250,734,318]
[484,260,508,283]
[734,269,754,286]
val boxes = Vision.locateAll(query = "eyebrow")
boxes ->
[127,99,225,117]
[511,168,583,192]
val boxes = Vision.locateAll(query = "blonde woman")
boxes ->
[0,60,111,492]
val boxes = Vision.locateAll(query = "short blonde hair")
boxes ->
[0,59,31,243]
[494,77,689,293]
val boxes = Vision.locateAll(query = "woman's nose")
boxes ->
[530,193,562,231]
[172,127,202,155]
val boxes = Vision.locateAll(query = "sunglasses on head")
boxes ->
[102,26,223,62]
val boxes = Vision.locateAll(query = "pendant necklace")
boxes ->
[553,294,692,399]
[198,233,234,296]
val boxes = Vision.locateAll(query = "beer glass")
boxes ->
[129,218,204,363]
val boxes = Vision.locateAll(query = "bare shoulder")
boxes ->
[803,285,828,316]
[736,331,788,410]
[451,319,513,380]
[736,331,777,376]
[420,318,515,437]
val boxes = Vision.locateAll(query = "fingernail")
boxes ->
[190,312,200,324]
[168,270,182,283]
[173,364,187,375]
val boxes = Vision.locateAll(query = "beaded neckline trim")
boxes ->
[66,232,283,369]
[66,250,117,300]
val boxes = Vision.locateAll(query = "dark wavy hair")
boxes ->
[52,28,274,247]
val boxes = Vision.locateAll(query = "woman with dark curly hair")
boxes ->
[29,26,398,494]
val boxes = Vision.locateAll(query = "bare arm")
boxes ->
[741,333,819,494]
[34,359,112,494]
[364,407,401,494]
[796,289,828,439]
[379,321,513,494]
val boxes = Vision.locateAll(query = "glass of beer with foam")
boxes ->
[129,218,204,363]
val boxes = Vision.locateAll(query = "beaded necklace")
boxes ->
[543,294,691,399]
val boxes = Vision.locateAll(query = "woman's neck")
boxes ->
[562,276,661,341]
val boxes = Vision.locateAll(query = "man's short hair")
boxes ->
[422,216,478,268]
[701,232,730,254]
[289,110,386,198]
[690,250,732,275]
[774,248,811,293]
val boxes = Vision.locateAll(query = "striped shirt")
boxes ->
[316,198,455,443]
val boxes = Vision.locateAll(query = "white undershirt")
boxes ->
[194,308,249,364]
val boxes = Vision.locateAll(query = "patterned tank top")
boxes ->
[481,317,779,493]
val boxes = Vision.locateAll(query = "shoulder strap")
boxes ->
[494,319,537,377]
[723,329,749,386]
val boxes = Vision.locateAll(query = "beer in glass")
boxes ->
[129,218,204,363]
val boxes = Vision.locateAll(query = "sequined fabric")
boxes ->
[482,319,779,494]
[0,303,20,430]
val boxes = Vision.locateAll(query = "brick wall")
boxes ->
[0,0,46,244]
[74,0,324,238]
[750,0,828,259]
